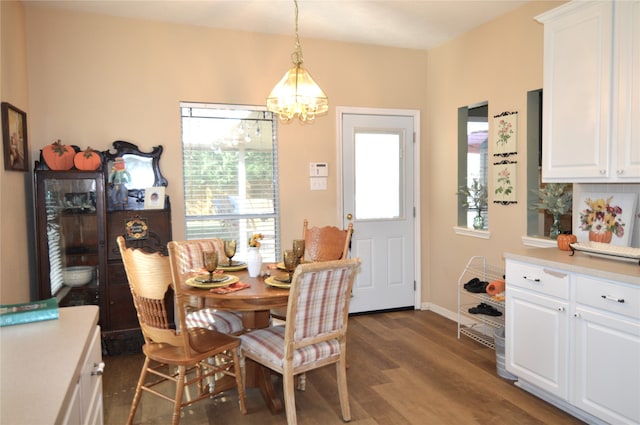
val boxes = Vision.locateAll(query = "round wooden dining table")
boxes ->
[180,268,290,413]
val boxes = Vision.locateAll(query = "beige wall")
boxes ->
[424,1,563,315]
[1,0,31,304]
[2,1,565,314]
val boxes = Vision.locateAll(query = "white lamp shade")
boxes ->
[266,64,329,122]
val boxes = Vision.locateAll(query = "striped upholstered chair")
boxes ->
[170,238,244,335]
[240,258,361,425]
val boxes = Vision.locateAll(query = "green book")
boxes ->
[0,298,59,327]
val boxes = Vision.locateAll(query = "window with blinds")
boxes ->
[180,103,280,262]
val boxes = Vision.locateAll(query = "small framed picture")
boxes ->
[124,216,149,240]
[144,186,165,210]
[1,102,29,171]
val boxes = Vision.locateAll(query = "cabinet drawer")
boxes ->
[107,262,128,286]
[575,275,640,320]
[506,260,569,299]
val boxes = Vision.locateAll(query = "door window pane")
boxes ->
[354,132,402,220]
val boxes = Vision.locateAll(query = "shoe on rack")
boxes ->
[468,302,502,316]
[464,279,489,293]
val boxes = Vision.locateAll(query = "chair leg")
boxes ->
[231,348,247,414]
[172,365,187,425]
[127,356,151,425]
[336,359,351,421]
[282,368,298,425]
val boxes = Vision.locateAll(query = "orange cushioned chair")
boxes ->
[302,218,353,262]
[241,258,361,425]
[117,236,246,425]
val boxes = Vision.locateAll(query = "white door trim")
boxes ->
[336,106,421,310]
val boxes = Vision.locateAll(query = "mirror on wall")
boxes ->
[103,141,167,210]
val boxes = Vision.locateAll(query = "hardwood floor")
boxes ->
[102,310,585,424]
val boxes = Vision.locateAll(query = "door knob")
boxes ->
[346,213,353,220]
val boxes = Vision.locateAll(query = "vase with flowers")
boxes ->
[458,179,488,230]
[533,183,573,239]
[579,196,625,244]
[247,233,264,277]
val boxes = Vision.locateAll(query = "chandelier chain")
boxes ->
[291,0,303,66]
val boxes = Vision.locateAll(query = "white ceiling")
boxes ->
[25,0,532,50]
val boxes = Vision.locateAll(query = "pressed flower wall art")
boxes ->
[493,159,517,204]
[575,192,637,246]
[493,111,517,157]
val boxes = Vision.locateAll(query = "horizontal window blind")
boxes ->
[181,103,280,262]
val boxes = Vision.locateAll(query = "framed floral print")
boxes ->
[493,160,517,204]
[575,192,638,246]
[493,111,517,157]
[1,102,28,171]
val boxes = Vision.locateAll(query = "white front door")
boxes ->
[339,109,419,313]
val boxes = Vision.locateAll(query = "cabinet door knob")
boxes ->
[91,361,105,376]
[601,295,624,303]
[600,169,607,175]
[557,307,565,312]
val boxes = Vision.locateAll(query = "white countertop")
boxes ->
[505,248,640,285]
[0,305,99,425]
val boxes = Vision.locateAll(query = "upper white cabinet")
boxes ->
[537,1,640,182]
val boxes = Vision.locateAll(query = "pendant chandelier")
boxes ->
[266,0,328,123]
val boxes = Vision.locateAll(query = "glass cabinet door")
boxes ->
[36,171,106,308]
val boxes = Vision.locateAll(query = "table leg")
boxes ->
[240,310,270,330]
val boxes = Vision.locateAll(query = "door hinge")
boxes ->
[413,206,416,218]
[413,280,416,291]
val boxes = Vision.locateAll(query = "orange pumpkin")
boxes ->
[42,140,75,171]
[557,234,577,251]
[74,147,102,171]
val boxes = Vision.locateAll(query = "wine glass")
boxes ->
[203,251,218,282]
[293,239,305,263]
[283,249,297,283]
[224,239,237,266]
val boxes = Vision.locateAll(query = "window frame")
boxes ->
[180,102,281,262]
[457,102,489,231]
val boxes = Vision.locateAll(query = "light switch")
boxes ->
[310,177,327,191]
[309,162,329,177]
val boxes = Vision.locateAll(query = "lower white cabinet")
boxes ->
[506,258,640,425]
[573,275,640,424]
[77,326,104,425]
[0,306,104,424]
[61,325,104,425]
[506,286,569,399]
[59,319,104,425]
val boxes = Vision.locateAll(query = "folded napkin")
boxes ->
[210,281,250,294]
[486,280,505,295]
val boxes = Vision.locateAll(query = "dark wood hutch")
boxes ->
[34,141,172,355]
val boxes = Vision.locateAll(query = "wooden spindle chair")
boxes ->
[117,236,246,425]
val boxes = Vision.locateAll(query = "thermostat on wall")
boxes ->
[309,162,329,177]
